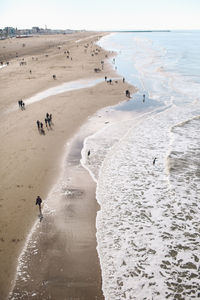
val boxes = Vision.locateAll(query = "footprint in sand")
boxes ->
[11,238,20,243]
[16,184,23,188]
[20,199,26,202]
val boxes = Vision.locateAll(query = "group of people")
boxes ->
[18,99,25,110]
[104,76,126,85]
[36,113,53,135]
[0,61,9,66]
[35,113,53,219]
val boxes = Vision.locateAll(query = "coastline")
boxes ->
[0,32,135,299]
[10,127,104,299]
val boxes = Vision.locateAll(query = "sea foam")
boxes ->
[81,31,200,299]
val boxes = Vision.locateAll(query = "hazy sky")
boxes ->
[0,0,199,30]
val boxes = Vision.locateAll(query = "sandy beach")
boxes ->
[0,31,135,299]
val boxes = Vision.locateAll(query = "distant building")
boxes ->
[0,26,84,39]
[4,27,16,37]
[32,27,40,33]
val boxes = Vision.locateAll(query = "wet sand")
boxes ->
[10,134,104,299]
[0,32,135,299]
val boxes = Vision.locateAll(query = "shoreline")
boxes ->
[0,31,136,299]
[10,124,104,299]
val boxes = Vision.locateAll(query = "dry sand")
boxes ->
[0,32,135,299]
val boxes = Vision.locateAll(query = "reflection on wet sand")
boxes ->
[10,131,104,299]
[5,78,105,114]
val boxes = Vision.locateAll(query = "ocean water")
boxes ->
[81,31,200,299]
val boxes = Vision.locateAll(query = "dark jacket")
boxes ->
[36,196,42,206]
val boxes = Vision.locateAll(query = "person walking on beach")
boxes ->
[40,122,45,135]
[126,90,130,98]
[143,94,145,102]
[47,117,51,128]
[45,118,48,129]
[153,157,157,165]
[18,100,23,109]
[36,120,40,130]
[123,77,125,83]
[36,196,42,214]
[49,114,52,124]
[21,101,25,110]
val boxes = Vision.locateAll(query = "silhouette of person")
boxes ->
[126,90,130,97]
[36,120,40,129]
[18,100,22,108]
[40,122,45,135]
[36,196,42,213]
[153,157,157,165]
[45,118,48,128]
[21,101,25,110]
[88,150,90,157]
[47,117,51,128]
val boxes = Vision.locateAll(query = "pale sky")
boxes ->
[0,0,199,31]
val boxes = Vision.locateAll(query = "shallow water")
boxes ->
[5,77,105,114]
[9,108,109,299]
[81,31,200,299]
[0,64,6,69]
[9,90,135,299]
[25,78,104,106]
